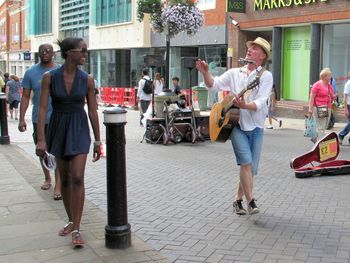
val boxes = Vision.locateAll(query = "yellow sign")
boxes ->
[319,138,337,162]
[254,0,328,11]
[227,48,234,58]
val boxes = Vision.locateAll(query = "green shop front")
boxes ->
[227,0,350,107]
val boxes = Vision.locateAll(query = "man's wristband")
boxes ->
[94,141,102,147]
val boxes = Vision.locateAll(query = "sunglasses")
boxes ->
[39,48,53,54]
[69,47,88,53]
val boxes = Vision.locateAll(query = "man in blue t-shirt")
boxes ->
[18,43,62,200]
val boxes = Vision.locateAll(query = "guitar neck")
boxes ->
[222,88,248,115]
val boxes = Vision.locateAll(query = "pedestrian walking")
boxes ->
[18,44,62,200]
[308,68,335,143]
[5,75,21,120]
[0,71,5,93]
[36,37,101,248]
[338,71,350,145]
[137,68,152,125]
[153,72,164,95]
[196,37,273,215]
[266,84,282,129]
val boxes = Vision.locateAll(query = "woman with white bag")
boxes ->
[308,68,334,143]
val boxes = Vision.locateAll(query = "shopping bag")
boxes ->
[304,116,317,138]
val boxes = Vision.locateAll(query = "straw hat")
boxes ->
[246,37,271,58]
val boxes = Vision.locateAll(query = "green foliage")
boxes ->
[137,0,162,22]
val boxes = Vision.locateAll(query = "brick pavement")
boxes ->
[8,107,350,262]
[1,110,170,263]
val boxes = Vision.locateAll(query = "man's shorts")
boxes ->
[9,100,20,109]
[230,126,264,175]
[32,123,48,145]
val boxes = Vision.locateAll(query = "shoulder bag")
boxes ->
[316,85,331,118]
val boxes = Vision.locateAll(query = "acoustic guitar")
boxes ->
[209,77,260,142]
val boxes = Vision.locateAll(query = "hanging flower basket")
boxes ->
[156,3,204,37]
[138,0,204,38]
[168,0,198,5]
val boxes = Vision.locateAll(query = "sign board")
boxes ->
[227,47,233,58]
[23,52,31,61]
[227,0,246,13]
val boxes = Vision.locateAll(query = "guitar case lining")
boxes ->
[290,132,350,178]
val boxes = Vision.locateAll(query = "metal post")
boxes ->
[0,92,9,144]
[164,34,170,91]
[103,107,131,249]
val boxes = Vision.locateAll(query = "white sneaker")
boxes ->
[266,125,273,129]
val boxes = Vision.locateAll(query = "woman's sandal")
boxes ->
[58,222,73,236]
[40,182,52,190]
[72,230,85,248]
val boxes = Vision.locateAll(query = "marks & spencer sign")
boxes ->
[227,0,246,13]
[254,0,328,10]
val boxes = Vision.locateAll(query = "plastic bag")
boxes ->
[304,116,317,138]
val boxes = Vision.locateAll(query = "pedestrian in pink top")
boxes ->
[308,68,335,143]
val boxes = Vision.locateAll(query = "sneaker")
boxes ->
[310,137,317,144]
[266,125,273,129]
[338,135,343,145]
[247,199,260,215]
[279,119,282,127]
[233,200,247,215]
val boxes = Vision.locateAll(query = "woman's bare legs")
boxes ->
[57,154,87,242]
[69,154,87,232]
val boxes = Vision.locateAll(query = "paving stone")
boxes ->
[10,109,350,262]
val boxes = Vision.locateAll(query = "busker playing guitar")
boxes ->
[196,37,273,215]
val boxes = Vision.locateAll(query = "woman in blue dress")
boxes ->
[36,37,101,248]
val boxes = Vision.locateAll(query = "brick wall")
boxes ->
[202,1,226,26]
[229,0,350,29]
[8,2,29,52]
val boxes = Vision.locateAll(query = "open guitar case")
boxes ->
[290,132,350,178]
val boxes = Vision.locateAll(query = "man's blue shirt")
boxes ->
[22,63,60,124]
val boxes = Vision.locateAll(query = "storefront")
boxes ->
[228,0,350,105]
[89,45,227,92]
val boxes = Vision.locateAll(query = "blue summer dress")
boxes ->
[46,67,91,158]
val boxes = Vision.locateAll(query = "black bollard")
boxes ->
[0,92,9,144]
[103,106,131,249]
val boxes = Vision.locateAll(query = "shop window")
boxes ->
[10,66,16,75]
[282,26,310,101]
[90,49,131,88]
[197,0,215,10]
[92,0,131,26]
[27,0,52,35]
[130,48,166,87]
[198,45,227,86]
[322,23,350,101]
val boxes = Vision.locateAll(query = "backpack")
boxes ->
[142,78,153,94]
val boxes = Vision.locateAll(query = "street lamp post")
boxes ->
[164,33,170,91]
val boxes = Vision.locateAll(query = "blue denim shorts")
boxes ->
[230,126,264,175]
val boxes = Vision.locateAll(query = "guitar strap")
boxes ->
[243,67,266,100]
[257,67,266,78]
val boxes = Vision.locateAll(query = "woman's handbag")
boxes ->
[316,105,329,118]
[315,84,331,118]
[304,116,317,138]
